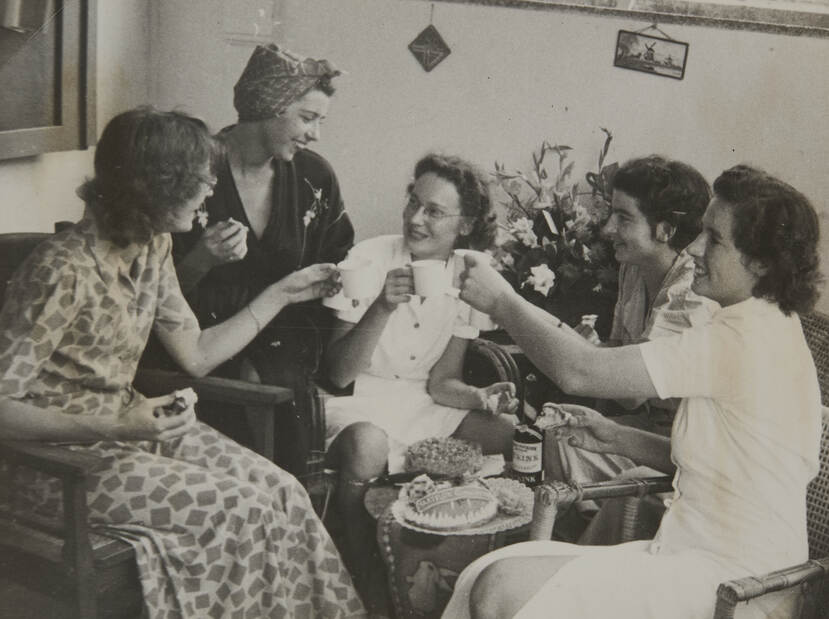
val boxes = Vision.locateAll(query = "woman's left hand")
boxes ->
[481,381,519,415]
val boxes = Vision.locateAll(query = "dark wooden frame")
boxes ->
[0,0,96,160]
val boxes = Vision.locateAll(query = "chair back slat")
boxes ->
[801,311,829,407]
[806,407,829,559]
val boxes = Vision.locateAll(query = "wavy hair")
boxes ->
[411,153,497,251]
[611,155,711,252]
[713,165,822,315]
[77,107,218,246]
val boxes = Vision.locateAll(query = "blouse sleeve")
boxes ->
[152,238,201,336]
[639,317,746,402]
[0,257,81,398]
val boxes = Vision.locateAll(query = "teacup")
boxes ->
[338,258,374,299]
[411,260,449,297]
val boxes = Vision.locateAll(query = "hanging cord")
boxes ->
[430,2,435,25]
[635,22,676,40]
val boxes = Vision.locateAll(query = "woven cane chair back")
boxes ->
[806,407,829,559]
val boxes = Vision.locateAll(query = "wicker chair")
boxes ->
[528,310,829,618]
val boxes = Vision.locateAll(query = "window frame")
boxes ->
[423,0,829,38]
[0,0,96,161]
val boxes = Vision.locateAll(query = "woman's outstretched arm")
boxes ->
[460,254,658,402]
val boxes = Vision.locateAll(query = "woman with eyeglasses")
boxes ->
[322,153,519,600]
[0,107,364,618]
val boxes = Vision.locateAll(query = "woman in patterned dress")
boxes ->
[0,107,364,618]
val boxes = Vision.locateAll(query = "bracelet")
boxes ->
[246,304,263,333]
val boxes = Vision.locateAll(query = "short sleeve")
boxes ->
[452,301,480,340]
[152,238,201,336]
[639,318,746,402]
[0,256,81,397]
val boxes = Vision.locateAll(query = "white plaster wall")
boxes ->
[0,0,151,233]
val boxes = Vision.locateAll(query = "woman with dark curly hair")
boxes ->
[447,165,823,618]
[0,107,364,618]
[322,153,518,598]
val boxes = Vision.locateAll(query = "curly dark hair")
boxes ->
[611,155,711,252]
[713,165,822,315]
[410,153,497,251]
[77,107,218,247]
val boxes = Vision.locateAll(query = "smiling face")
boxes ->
[602,190,666,267]
[403,172,471,261]
[687,197,760,307]
[260,88,330,161]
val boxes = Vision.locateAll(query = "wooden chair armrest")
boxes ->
[0,440,98,581]
[0,440,102,480]
[529,475,673,540]
[714,556,829,619]
[134,368,294,407]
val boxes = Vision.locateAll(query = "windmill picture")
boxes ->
[613,30,689,80]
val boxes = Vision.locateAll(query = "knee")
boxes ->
[469,562,510,619]
[335,422,389,479]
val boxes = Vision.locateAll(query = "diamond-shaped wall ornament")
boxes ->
[409,24,451,73]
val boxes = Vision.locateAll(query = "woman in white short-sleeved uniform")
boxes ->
[323,154,519,596]
[446,165,823,619]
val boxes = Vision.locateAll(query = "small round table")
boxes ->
[364,483,529,618]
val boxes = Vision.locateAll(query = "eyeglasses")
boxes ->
[405,195,466,223]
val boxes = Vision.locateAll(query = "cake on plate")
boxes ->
[404,437,484,477]
[398,474,497,531]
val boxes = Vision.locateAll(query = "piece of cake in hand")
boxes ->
[162,387,198,416]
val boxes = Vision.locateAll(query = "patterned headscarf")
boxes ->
[233,44,341,122]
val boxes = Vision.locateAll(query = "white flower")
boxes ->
[582,245,592,262]
[303,210,316,227]
[194,206,209,228]
[509,217,538,248]
[524,263,556,296]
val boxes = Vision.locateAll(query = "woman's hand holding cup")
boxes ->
[458,252,515,317]
[378,266,414,312]
[278,263,340,303]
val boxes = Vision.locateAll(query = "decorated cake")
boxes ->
[398,474,498,531]
[404,437,484,477]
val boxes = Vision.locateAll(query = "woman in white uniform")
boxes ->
[323,153,518,600]
[445,165,823,619]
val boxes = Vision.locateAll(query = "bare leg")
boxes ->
[470,555,576,619]
[452,410,514,458]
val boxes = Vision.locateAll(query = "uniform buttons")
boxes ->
[409,355,416,361]
[414,322,420,328]
[394,374,400,379]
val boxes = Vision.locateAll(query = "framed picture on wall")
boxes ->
[613,30,688,80]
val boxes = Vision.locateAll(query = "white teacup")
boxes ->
[338,258,374,299]
[451,249,493,289]
[411,259,448,297]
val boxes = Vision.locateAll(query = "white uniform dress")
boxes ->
[443,297,821,619]
[324,235,483,473]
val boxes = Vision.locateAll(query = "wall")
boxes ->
[0,0,151,233]
[151,0,829,309]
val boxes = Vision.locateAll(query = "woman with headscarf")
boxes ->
[162,45,354,471]
[0,107,364,618]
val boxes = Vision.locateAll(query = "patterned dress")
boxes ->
[0,215,364,618]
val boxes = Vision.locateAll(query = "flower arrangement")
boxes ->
[490,129,620,335]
